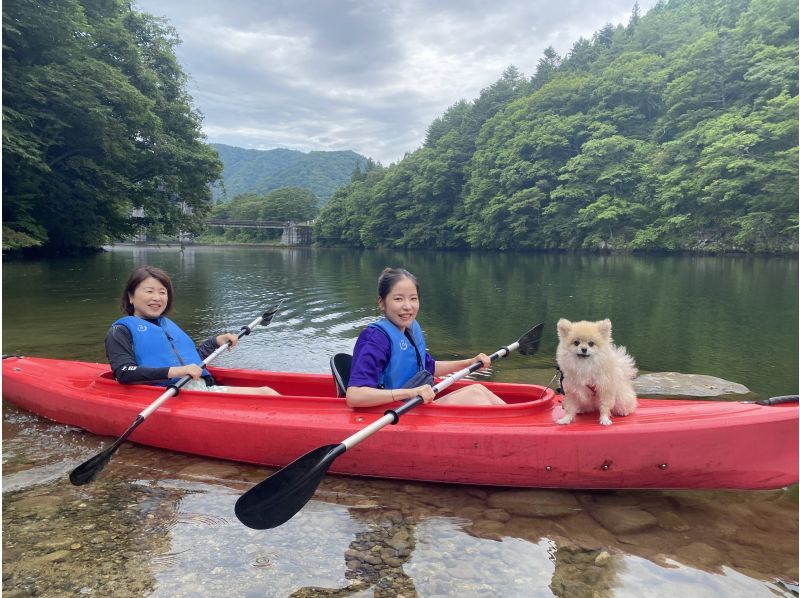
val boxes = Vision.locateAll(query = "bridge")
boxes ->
[206,219,313,245]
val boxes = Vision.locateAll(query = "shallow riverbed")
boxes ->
[3,400,798,597]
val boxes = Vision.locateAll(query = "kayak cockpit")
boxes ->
[92,367,557,416]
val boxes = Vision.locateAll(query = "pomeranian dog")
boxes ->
[555,318,638,426]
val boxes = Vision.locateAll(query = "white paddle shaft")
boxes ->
[138,313,267,419]
[342,341,520,450]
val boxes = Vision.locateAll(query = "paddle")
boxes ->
[234,322,544,530]
[69,304,282,486]
[752,395,798,406]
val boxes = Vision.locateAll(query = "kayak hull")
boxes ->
[3,356,797,490]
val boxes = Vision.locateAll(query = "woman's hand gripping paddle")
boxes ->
[234,322,544,530]
[69,304,283,486]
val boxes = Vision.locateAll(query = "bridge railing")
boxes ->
[207,219,313,228]
[205,219,314,245]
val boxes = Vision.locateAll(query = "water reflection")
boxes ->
[148,483,362,596]
[3,246,797,395]
[285,478,798,597]
[290,502,419,597]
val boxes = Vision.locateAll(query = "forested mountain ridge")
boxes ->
[212,144,369,205]
[315,0,799,253]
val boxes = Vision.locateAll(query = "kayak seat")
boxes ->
[330,353,352,398]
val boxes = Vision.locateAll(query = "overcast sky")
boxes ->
[133,0,658,164]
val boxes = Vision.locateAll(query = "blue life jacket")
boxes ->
[368,319,428,389]
[113,315,209,386]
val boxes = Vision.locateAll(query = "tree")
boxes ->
[261,188,319,222]
[211,188,319,222]
[531,47,561,91]
[2,0,221,253]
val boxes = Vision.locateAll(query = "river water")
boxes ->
[2,245,798,597]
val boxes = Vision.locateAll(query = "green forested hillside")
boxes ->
[212,144,369,205]
[316,0,798,253]
[4,0,795,254]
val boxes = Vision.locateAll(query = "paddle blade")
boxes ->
[517,322,544,355]
[262,300,284,326]
[235,443,346,530]
[754,395,799,406]
[69,447,116,486]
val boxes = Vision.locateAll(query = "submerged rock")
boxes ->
[487,489,581,517]
[673,541,724,569]
[177,462,241,479]
[588,506,659,535]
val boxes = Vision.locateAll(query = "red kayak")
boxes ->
[3,356,797,490]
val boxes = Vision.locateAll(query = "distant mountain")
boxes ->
[211,144,368,205]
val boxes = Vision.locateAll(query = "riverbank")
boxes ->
[103,241,289,250]
[5,239,799,259]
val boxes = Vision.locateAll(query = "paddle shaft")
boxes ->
[341,341,519,450]
[233,323,542,529]
[135,312,270,421]
[105,315,266,447]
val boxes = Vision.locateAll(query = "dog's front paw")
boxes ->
[556,415,574,425]
[599,416,612,426]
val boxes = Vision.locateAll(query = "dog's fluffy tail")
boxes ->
[614,345,638,380]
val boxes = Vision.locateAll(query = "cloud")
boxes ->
[134,0,657,164]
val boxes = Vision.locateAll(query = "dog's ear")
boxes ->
[598,319,612,341]
[556,319,572,339]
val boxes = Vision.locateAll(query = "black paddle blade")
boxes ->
[517,322,545,355]
[69,447,116,485]
[262,300,284,326]
[235,443,346,530]
[69,415,143,485]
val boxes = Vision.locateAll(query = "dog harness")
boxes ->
[556,363,565,394]
[554,363,598,396]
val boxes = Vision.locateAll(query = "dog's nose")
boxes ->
[581,347,588,354]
